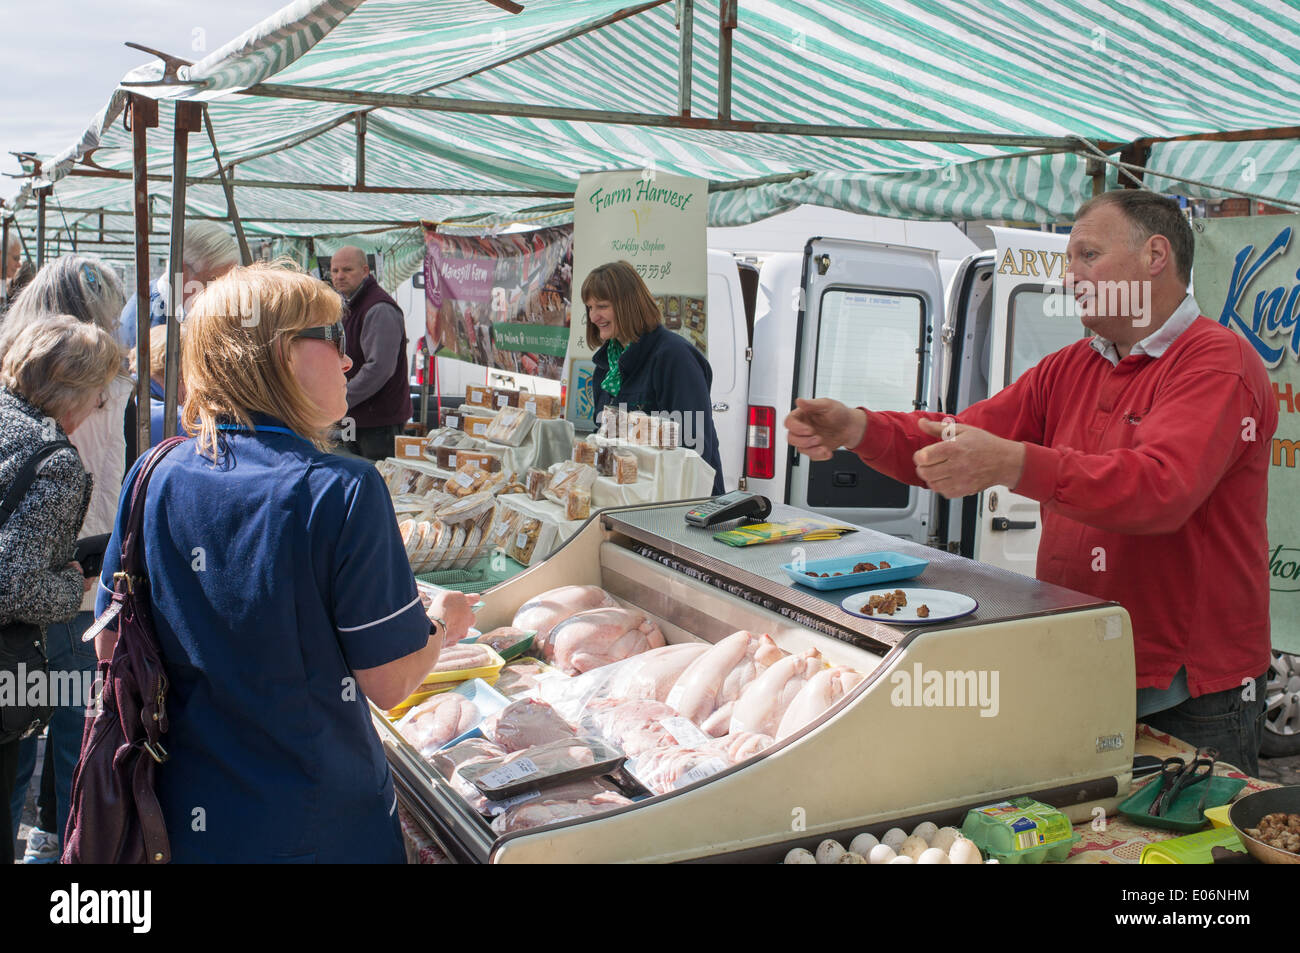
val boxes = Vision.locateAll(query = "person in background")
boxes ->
[786,191,1275,774]
[116,221,240,352]
[82,262,473,862]
[0,316,121,864]
[585,260,724,494]
[1,255,128,861]
[129,324,185,446]
[330,246,412,460]
[1,234,34,315]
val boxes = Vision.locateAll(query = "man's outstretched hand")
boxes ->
[913,418,1026,499]
[785,398,867,461]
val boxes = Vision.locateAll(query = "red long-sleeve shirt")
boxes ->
[852,316,1276,696]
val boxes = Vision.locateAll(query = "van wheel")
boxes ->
[1262,651,1300,758]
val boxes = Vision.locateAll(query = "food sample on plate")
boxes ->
[858,589,909,616]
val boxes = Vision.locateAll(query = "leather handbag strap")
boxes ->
[0,439,73,529]
[119,436,187,581]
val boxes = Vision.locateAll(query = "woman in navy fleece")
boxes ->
[585,261,724,494]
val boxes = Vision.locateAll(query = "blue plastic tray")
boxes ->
[781,551,929,591]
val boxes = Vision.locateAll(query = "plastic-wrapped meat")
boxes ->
[631,746,731,795]
[547,607,666,676]
[602,643,709,702]
[512,585,616,656]
[477,627,532,655]
[471,737,600,783]
[481,698,576,752]
[665,630,785,736]
[715,731,775,763]
[728,649,825,737]
[775,666,866,739]
[490,790,633,835]
[430,642,494,674]
[395,693,481,757]
[586,698,685,757]
[495,661,559,698]
[430,738,508,813]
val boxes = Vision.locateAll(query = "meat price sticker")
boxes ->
[681,758,727,786]
[660,716,712,748]
[480,758,540,789]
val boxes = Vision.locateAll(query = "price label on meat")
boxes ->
[660,717,713,749]
[485,789,542,816]
[679,758,728,788]
[479,758,540,790]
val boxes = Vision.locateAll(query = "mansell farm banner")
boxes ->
[567,169,708,428]
[1195,215,1300,655]
[423,225,573,381]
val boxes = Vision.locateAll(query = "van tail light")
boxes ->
[746,405,776,479]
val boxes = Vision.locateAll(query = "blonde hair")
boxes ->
[1,314,122,419]
[582,260,661,349]
[181,261,343,460]
[128,323,174,383]
[0,255,125,362]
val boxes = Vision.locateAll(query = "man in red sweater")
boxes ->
[787,191,1276,775]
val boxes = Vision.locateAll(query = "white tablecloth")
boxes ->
[427,416,574,476]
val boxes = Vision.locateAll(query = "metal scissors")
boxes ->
[1147,748,1218,817]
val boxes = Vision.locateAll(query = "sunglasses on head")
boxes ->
[294,321,346,355]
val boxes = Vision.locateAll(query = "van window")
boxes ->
[1005,287,1087,385]
[814,290,923,412]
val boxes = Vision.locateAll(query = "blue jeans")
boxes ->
[9,611,96,846]
[1142,671,1269,777]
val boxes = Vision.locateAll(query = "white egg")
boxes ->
[849,832,880,856]
[815,839,846,865]
[917,847,950,864]
[985,858,1000,864]
[901,835,930,859]
[931,826,961,853]
[868,844,898,865]
[911,821,939,844]
[838,851,868,864]
[882,827,908,851]
[948,838,984,865]
[784,848,816,864]
[888,855,915,864]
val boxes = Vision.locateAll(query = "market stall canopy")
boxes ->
[7,0,1300,267]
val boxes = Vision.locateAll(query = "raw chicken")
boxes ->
[512,585,617,656]
[494,660,560,698]
[477,627,532,655]
[665,630,786,735]
[395,693,481,757]
[430,738,508,813]
[462,738,605,793]
[481,698,575,752]
[429,642,494,675]
[490,791,633,835]
[602,642,709,702]
[775,666,866,739]
[586,698,687,757]
[630,745,731,795]
[715,731,775,763]
[728,648,825,736]
[547,607,666,676]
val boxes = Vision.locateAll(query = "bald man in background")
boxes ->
[331,246,412,459]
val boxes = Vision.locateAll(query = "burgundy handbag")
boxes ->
[62,436,185,864]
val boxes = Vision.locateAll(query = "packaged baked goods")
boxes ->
[658,418,680,449]
[376,459,400,491]
[572,440,597,465]
[440,407,464,431]
[485,406,536,447]
[446,467,489,498]
[520,394,561,419]
[456,449,503,473]
[435,446,462,470]
[436,491,496,525]
[526,467,550,501]
[545,461,597,504]
[565,487,591,521]
[628,412,653,446]
[596,445,616,478]
[391,464,422,495]
[394,435,425,460]
[613,450,638,485]
[489,505,522,551]
[424,427,475,454]
[463,415,493,439]
[413,473,440,496]
[465,384,493,408]
[491,386,519,411]
[598,405,625,440]
[507,516,543,564]
[497,477,527,495]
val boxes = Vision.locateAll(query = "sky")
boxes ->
[1,0,289,183]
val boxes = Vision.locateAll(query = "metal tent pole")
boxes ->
[163,102,203,439]
[203,105,253,266]
[717,0,735,120]
[35,187,48,268]
[677,0,694,117]
[129,94,159,461]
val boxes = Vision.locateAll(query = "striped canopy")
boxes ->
[6,0,1300,278]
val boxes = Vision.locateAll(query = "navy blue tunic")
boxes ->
[591,326,725,494]
[96,416,429,863]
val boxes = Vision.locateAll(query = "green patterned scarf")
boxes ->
[600,339,625,398]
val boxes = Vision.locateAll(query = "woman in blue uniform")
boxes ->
[585,261,724,494]
[90,263,473,863]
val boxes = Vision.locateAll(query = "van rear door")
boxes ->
[785,238,944,541]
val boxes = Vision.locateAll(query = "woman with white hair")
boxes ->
[1,255,130,861]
